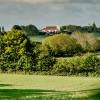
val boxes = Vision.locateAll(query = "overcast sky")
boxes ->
[0,0,100,30]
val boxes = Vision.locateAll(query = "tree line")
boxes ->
[61,22,100,34]
[0,26,100,76]
[10,22,100,36]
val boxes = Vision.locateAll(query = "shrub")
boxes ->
[53,57,82,75]
[17,55,33,73]
[36,53,56,71]
[81,53,100,76]
[72,32,98,52]
[52,53,100,76]
[52,58,68,75]
[41,34,82,57]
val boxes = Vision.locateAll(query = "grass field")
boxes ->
[30,35,47,42]
[29,33,100,42]
[0,74,100,100]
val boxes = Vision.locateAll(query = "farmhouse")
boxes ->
[41,25,60,35]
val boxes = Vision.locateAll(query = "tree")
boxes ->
[12,24,40,36]
[2,26,5,32]
[21,24,39,36]
[0,27,1,33]
[92,22,97,32]
[12,25,22,31]
[0,30,33,72]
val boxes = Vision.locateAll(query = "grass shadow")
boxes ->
[0,89,61,100]
[0,88,100,100]
[0,84,13,87]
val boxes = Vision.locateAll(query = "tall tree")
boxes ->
[2,26,5,32]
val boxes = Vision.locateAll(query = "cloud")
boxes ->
[0,0,100,29]
[1,0,99,5]
[0,0,54,4]
[0,0,100,4]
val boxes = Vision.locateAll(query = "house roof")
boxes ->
[42,26,60,31]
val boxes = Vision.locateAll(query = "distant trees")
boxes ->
[0,30,34,72]
[0,27,1,33]
[12,24,40,36]
[11,23,100,36]
[21,24,40,36]
[12,25,22,31]
[60,22,100,34]
[0,26,5,35]
[60,25,81,33]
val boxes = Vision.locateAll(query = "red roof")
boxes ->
[42,26,60,32]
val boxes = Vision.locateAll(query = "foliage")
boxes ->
[72,32,99,52]
[52,53,100,76]
[0,28,100,76]
[60,22,100,34]
[12,25,22,31]
[12,24,40,36]
[36,51,56,71]
[17,55,33,72]
[81,53,100,76]
[41,34,82,57]
[21,24,40,36]
[0,30,34,72]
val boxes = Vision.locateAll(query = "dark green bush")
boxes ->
[36,53,56,71]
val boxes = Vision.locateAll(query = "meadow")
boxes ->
[29,33,100,43]
[30,35,47,42]
[0,74,100,100]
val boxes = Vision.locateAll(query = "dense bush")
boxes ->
[52,53,100,76]
[36,52,56,71]
[52,57,82,75]
[81,53,100,76]
[41,34,82,57]
[0,30,34,73]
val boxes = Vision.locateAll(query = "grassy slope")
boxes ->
[0,74,100,100]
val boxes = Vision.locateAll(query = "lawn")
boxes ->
[0,74,100,100]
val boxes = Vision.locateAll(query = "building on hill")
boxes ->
[41,25,60,35]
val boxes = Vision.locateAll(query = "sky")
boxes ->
[0,0,100,30]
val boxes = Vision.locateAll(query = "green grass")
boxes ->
[30,35,47,42]
[0,74,100,100]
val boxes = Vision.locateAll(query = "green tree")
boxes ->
[0,30,33,72]
[12,25,22,31]
[21,24,39,36]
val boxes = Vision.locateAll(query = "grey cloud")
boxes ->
[0,0,100,5]
[0,0,100,29]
